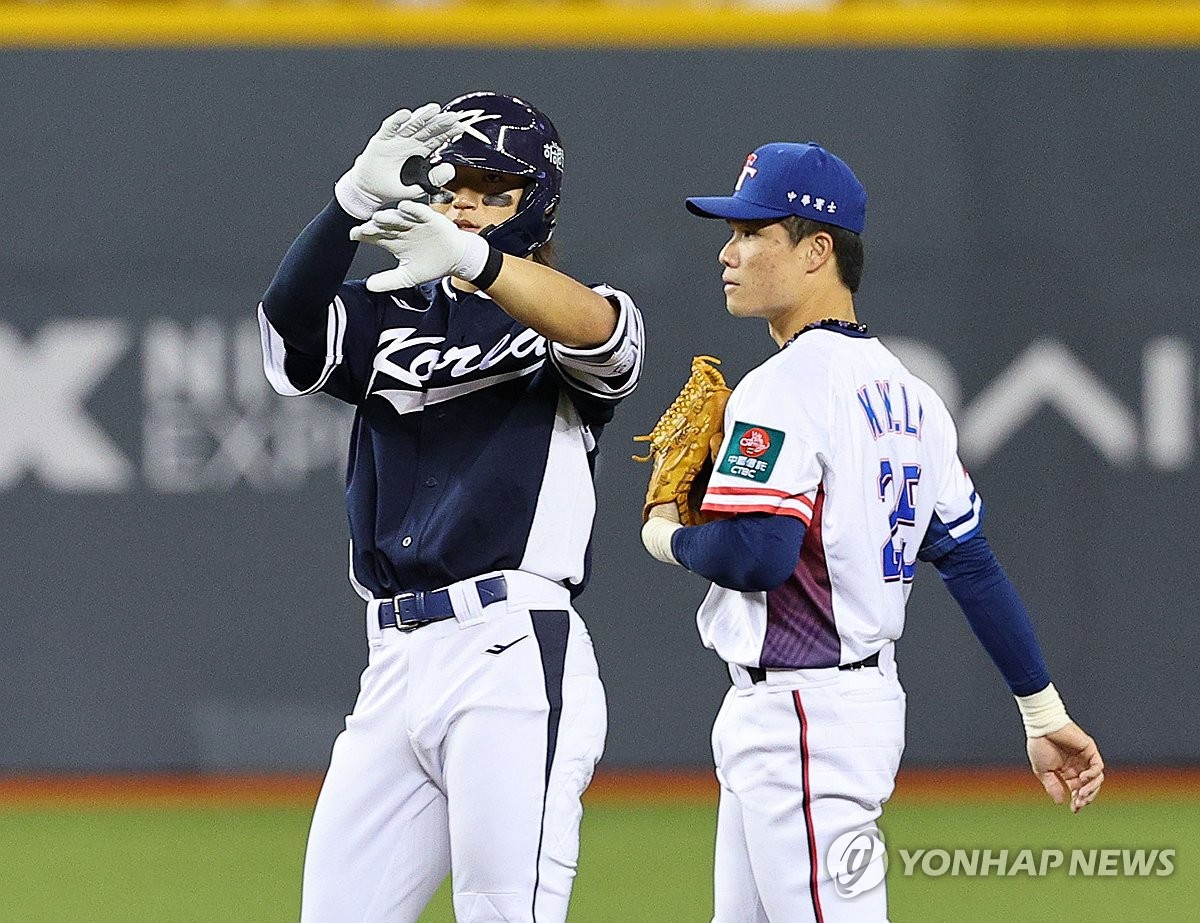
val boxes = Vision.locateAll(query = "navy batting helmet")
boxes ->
[432,92,563,257]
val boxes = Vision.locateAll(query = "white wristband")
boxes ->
[1015,682,1072,738]
[641,517,682,566]
[334,174,383,221]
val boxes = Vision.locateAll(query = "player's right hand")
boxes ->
[351,202,487,292]
[335,104,463,219]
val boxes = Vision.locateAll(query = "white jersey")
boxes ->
[697,327,982,669]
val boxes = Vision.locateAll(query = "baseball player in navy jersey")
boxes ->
[640,142,1104,921]
[258,93,643,922]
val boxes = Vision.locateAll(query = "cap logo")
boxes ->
[734,152,758,192]
[794,193,837,215]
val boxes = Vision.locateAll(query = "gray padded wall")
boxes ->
[1,48,1195,770]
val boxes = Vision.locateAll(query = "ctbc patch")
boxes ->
[718,421,785,482]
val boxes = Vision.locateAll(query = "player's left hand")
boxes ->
[1026,722,1104,813]
[647,502,682,524]
[351,202,490,292]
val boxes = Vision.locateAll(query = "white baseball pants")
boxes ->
[299,570,607,923]
[711,646,905,922]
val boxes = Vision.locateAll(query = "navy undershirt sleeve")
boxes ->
[929,533,1051,696]
[261,197,360,357]
[671,513,807,592]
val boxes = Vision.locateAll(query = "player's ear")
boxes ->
[803,231,835,274]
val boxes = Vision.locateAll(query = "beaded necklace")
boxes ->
[783,317,869,348]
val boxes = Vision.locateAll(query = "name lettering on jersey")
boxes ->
[368,326,547,392]
[718,421,785,482]
[857,382,923,440]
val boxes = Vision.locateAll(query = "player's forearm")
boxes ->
[933,534,1051,696]
[671,513,806,591]
[261,198,360,351]
[482,255,619,348]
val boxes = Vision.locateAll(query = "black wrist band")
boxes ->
[472,245,504,290]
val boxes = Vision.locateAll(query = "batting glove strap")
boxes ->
[334,174,384,221]
[1015,682,1072,738]
[641,517,682,566]
[452,232,502,287]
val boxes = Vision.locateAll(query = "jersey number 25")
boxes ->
[878,460,921,584]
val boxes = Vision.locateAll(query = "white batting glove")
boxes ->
[335,103,464,219]
[350,202,497,292]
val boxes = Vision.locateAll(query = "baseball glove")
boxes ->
[633,355,732,526]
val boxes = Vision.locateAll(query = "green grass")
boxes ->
[0,798,1194,921]
[0,806,310,922]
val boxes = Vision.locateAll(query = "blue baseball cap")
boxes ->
[686,142,866,234]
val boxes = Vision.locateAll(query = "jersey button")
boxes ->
[401,536,413,547]
[425,477,437,487]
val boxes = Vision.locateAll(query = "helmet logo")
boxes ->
[453,109,502,144]
[543,141,565,170]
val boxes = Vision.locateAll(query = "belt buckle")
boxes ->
[392,591,424,632]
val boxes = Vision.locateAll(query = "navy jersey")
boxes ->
[260,274,643,600]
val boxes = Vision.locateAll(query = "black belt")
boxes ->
[746,651,880,684]
[378,575,508,632]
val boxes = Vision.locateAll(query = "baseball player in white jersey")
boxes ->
[259,94,643,922]
[640,142,1104,921]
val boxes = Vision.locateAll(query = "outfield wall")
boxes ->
[2,14,1197,771]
